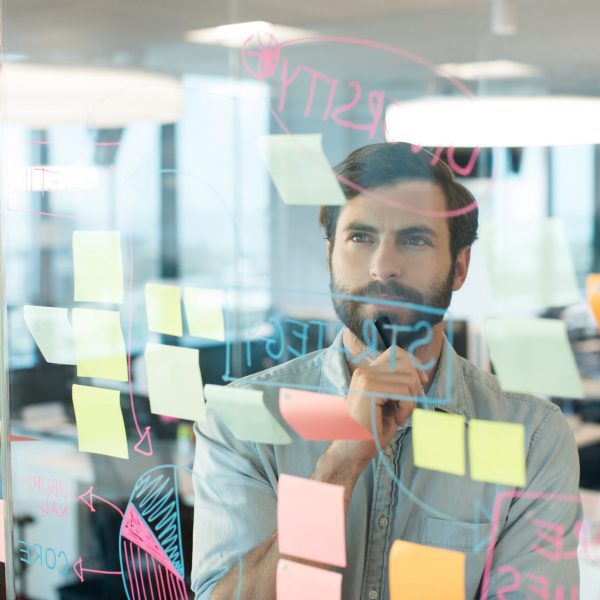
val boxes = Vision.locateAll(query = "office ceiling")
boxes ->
[5,0,600,95]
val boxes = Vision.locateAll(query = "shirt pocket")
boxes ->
[420,516,500,552]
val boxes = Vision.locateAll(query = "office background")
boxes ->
[2,0,600,598]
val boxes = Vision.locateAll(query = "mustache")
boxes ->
[349,281,425,305]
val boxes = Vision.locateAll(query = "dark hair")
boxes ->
[319,143,479,260]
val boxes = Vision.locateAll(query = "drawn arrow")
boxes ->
[76,486,124,517]
[126,233,154,456]
[73,557,121,583]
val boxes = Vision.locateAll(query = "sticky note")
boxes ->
[586,274,600,328]
[276,559,342,600]
[484,318,583,398]
[145,283,183,337]
[72,384,129,459]
[204,385,291,444]
[183,287,225,341]
[389,540,465,600]
[73,231,123,303]
[482,218,580,311]
[469,419,526,487]
[72,308,128,381]
[145,343,206,421]
[257,134,346,206]
[0,500,5,563]
[412,409,466,476]
[23,305,76,364]
[279,388,372,441]
[278,474,346,567]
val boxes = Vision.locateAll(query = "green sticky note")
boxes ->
[145,343,206,422]
[257,134,346,206]
[145,283,183,337]
[183,287,225,341]
[72,308,128,381]
[204,384,291,444]
[484,318,583,399]
[23,305,76,365]
[482,218,580,311]
[72,384,129,459]
[469,419,525,487]
[73,231,123,304]
[412,408,466,476]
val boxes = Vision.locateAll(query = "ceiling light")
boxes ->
[185,21,315,48]
[3,64,182,128]
[385,96,600,147]
[438,60,540,80]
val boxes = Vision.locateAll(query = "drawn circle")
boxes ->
[241,32,281,80]
[259,35,492,218]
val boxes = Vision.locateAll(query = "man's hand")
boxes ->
[330,346,427,469]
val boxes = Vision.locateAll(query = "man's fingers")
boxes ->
[393,403,415,426]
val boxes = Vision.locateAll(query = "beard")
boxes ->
[329,263,455,350]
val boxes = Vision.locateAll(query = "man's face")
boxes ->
[328,181,468,349]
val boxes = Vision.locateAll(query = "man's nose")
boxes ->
[369,238,402,282]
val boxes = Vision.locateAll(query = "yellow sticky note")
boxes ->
[73,231,123,304]
[23,305,76,365]
[72,384,129,459]
[72,308,128,381]
[183,287,225,341]
[484,318,583,399]
[145,343,206,422]
[482,218,580,311]
[257,134,346,206]
[389,540,465,600]
[204,384,291,444]
[145,283,182,337]
[412,408,466,476]
[469,419,526,487]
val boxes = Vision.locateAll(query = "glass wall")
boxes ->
[2,0,600,598]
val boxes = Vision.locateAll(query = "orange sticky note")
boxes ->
[279,388,372,441]
[389,540,465,600]
[276,559,342,600]
[587,274,600,328]
[278,474,346,567]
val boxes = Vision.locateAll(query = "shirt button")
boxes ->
[368,591,378,600]
[378,516,389,527]
[384,446,394,458]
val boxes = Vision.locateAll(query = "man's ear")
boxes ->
[452,246,471,291]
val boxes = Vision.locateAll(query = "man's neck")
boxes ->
[342,322,445,393]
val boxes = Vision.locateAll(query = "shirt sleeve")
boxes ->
[190,407,278,600]
[481,407,582,599]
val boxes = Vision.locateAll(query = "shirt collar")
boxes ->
[320,328,473,420]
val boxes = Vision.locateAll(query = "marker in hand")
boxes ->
[374,316,394,349]
[374,316,427,400]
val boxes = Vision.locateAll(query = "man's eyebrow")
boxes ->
[343,222,439,238]
[396,225,439,238]
[343,221,379,233]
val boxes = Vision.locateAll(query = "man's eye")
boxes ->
[349,233,373,243]
[404,236,429,246]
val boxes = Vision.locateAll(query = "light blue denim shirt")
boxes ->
[192,333,581,599]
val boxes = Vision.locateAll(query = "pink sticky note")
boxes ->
[277,559,342,600]
[278,474,346,567]
[279,388,372,441]
[0,500,5,563]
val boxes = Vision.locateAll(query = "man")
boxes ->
[192,143,580,599]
